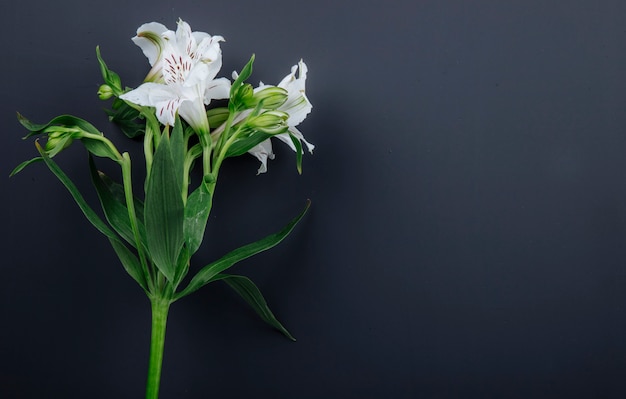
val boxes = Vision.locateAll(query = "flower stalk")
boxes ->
[146,298,171,399]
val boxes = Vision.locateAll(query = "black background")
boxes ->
[2,1,626,398]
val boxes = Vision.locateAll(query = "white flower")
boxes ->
[120,19,230,133]
[248,60,313,173]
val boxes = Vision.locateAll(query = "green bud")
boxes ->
[97,84,114,100]
[45,136,74,156]
[41,126,84,157]
[246,110,289,135]
[252,86,288,110]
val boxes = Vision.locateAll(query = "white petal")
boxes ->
[248,139,275,174]
[120,83,183,126]
[194,35,223,63]
[132,22,170,66]
[289,126,315,153]
[274,126,315,153]
[178,97,209,133]
[278,61,312,127]
[175,19,195,56]
[282,92,312,127]
[161,43,193,85]
[204,77,231,104]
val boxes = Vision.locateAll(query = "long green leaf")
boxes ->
[34,143,147,289]
[35,142,117,240]
[88,156,146,248]
[144,136,185,282]
[109,238,148,291]
[18,113,101,137]
[96,46,122,94]
[224,130,272,158]
[221,274,295,341]
[289,133,303,175]
[169,116,185,194]
[9,157,42,177]
[175,200,310,299]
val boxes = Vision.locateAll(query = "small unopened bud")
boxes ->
[45,136,74,156]
[97,84,114,100]
[42,126,83,156]
[246,110,289,135]
[252,86,288,110]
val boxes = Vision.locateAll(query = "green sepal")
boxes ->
[220,273,295,341]
[88,156,146,249]
[174,199,310,300]
[144,135,185,283]
[9,157,42,177]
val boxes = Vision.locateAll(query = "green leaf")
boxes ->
[10,157,42,177]
[96,46,122,94]
[35,142,118,240]
[105,99,145,138]
[230,54,255,98]
[169,116,185,193]
[82,137,119,161]
[109,238,148,291]
[88,156,146,248]
[35,143,147,290]
[221,274,295,341]
[289,133,304,175]
[183,177,213,255]
[173,244,191,289]
[144,136,185,282]
[18,113,101,138]
[224,130,272,158]
[175,200,310,299]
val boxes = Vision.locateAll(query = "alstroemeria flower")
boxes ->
[248,61,313,173]
[120,19,230,133]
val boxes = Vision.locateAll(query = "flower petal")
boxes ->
[204,77,231,104]
[278,61,312,127]
[132,22,170,66]
[248,139,275,174]
[120,83,183,126]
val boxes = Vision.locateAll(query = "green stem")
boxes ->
[121,153,154,292]
[146,298,171,399]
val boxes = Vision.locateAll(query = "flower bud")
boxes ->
[252,86,288,110]
[45,135,74,156]
[42,126,83,157]
[97,84,114,100]
[246,110,289,135]
[232,83,255,110]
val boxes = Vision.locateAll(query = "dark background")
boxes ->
[2,1,626,398]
